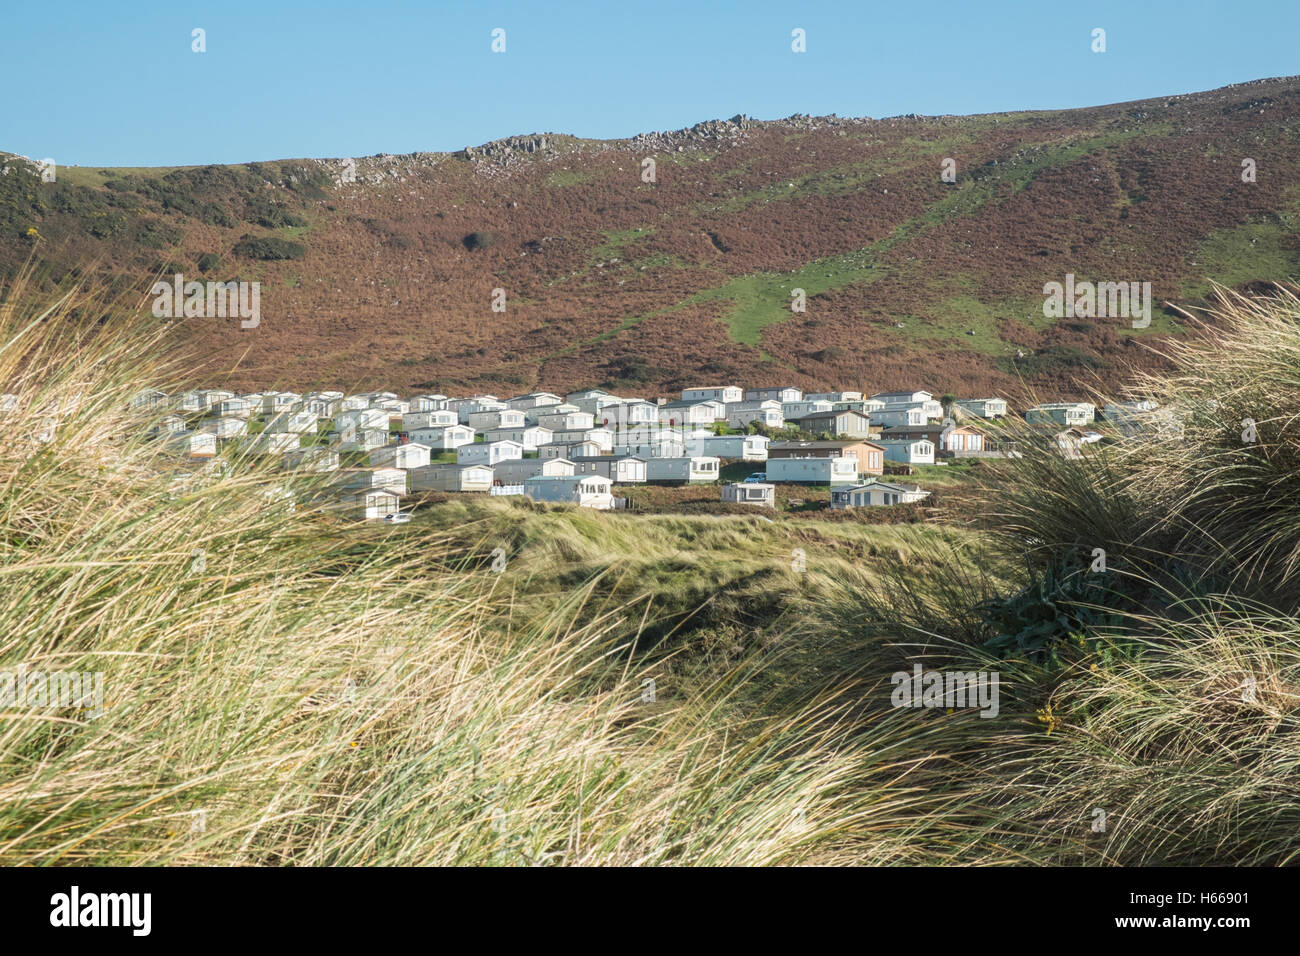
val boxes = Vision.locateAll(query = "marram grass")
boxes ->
[0,272,966,866]
[2,270,1299,865]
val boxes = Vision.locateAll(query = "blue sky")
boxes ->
[3,0,1296,167]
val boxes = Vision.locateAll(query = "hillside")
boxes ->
[3,76,1300,397]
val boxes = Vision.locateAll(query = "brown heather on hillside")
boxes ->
[3,76,1299,398]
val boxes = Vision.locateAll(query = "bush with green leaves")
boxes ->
[233,235,306,260]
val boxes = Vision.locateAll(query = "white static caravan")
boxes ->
[685,434,769,462]
[720,482,776,508]
[623,400,661,425]
[570,455,647,484]
[523,475,616,510]
[569,393,624,420]
[869,405,928,428]
[338,467,407,496]
[298,396,340,419]
[131,388,169,410]
[506,392,564,412]
[467,408,527,432]
[835,398,886,414]
[260,392,300,415]
[338,428,390,452]
[370,442,432,470]
[177,390,208,413]
[241,431,301,455]
[871,390,933,406]
[956,398,1008,419]
[203,416,248,440]
[217,397,254,419]
[1026,402,1097,427]
[409,463,495,493]
[536,409,596,432]
[549,427,614,451]
[410,394,450,412]
[1104,401,1180,440]
[806,391,864,403]
[283,447,339,473]
[878,439,935,465]
[453,397,506,425]
[611,438,687,459]
[166,430,217,458]
[457,440,524,466]
[830,482,931,509]
[265,410,318,435]
[597,399,658,429]
[402,409,459,430]
[743,387,802,404]
[872,391,942,420]
[342,489,402,521]
[657,400,725,428]
[780,399,834,420]
[409,424,475,451]
[764,456,860,486]
[725,400,784,430]
[788,409,876,440]
[150,414,188,437]
[611,423,687,445]
[539,440,603,461]
[198,388,235,408]
[681,386,743,404]
[483,425,553,451]
[492,457,576,483]
[645,456,721,484]
[565,388,616,407]
[335,407,389,433]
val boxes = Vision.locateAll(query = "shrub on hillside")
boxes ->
[1000,344,1105,376]
[233,235,306,260]
[245,198,307,230]
[601,355,670,387]
[462,231,498,251]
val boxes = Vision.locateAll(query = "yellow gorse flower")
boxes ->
[1036,706,1060,736]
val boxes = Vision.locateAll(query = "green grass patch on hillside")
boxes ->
[590,227,650,259]
[890,292,1042,355]
[1182,209,1300,300]
[50,165,188,188]
[544,168,595,188]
